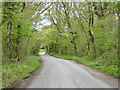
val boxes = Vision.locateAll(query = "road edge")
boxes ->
[49,54,119,88]
[2,55,44,89]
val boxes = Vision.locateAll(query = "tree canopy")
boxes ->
[1,1,119,76]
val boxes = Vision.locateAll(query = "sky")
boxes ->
[35,10,51,30]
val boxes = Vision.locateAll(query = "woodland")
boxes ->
[0,1,119,88]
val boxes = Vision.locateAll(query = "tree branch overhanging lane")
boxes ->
[1,2,119,88]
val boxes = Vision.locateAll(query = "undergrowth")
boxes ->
[1,56,40,88]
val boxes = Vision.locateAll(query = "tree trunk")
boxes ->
[16,24,21,62]
[73,39,77,55]
[25,37,31,56]
[7,21,12,60]
[88,2,96,58]
[79,22,90,56]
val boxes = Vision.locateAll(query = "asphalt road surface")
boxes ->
[26,53,118,88]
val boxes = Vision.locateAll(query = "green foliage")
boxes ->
[1,2,118,88]
[2,2,42,64]
[39,49,45,53]
[1,56,40,88]
[50,53,118,77]
[41,2,118,78]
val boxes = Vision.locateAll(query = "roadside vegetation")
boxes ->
[39,49,46,53]
[2,56,40,88]
[50,52,118,77]
[1,2,119,89]
[1,2,48,88]
[39,2,119,77]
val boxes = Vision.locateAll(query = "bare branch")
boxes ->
[31,3,52,21]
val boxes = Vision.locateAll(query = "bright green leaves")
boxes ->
[2,2,42,63]
[39,2,118,77]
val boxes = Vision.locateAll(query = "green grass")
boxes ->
[39,49,45,53]
[1,56,40,89]
[50,52,119,78]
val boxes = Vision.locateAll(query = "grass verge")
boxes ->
[1,56,40,89]
[50,52,119,78]
[39,49,45,53]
